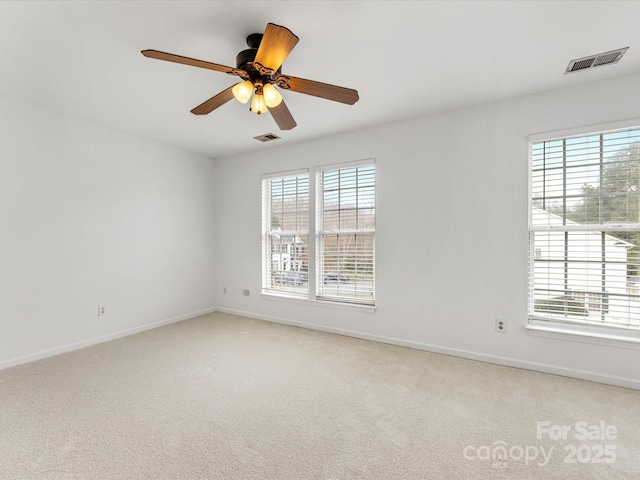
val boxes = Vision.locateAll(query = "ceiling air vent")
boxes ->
[565,47,629,74]
[253,133,281,143]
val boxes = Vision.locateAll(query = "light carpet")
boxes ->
[0,312,639,479]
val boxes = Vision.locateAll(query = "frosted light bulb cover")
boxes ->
[263,84,283,108]
[232,80,253,104]
[250,93,267,115]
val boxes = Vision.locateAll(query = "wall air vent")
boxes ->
[253,133,281,143]
[565,47,629,74]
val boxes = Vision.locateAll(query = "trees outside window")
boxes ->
[530,129,640,330]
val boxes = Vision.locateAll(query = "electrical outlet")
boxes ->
[242,289,250,296]
[223,286,228,294]
[495,318,507,333]
[98,305,107,317]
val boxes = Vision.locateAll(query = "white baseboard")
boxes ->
[215,307,640,391]
[0,307,217,371]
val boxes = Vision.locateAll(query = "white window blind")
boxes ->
[529,127,640,330]
[262,173,309,296]
[317,163,375,305]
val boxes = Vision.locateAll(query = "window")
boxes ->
[262,160,375,306]
[317,164,375,304]
[262,171,309,297]
[529,125,640,337]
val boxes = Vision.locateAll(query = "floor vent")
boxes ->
[253,133,281,143]
[565,47,628,74]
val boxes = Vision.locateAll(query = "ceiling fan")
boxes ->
[141,23,359,131]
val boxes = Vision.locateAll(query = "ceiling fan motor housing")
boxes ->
[236,33,281,81]
[236,49,257,71]
[236,33,262,70]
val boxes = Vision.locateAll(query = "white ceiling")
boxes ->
[2,1,640,159]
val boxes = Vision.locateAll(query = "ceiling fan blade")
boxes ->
[141,49,238,74]
[275,75,359,105]
[269,100,297,131]
[191,86,235,115]
[253,23,299,74]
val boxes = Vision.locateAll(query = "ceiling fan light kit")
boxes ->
[141,23,359,131]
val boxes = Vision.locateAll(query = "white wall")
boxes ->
[214,72,640,389]
[0,97,217,368]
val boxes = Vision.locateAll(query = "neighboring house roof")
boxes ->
[272,232,305,245]
[531,206,633,247]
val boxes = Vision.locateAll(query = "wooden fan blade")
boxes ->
[253,23,299,74]
[275,75,359,105]
[269,100,297,131]
[141,49,237,74]
[191,86,235,115]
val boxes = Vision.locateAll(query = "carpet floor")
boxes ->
[0,312,638,479]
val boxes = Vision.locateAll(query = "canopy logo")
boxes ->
[463,420,617,469]
[463,442,553,468]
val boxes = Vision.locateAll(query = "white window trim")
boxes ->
[529,117,640,143]
[526,318,640,350]
[261,168,309,180]
[261,159,376,310]
[261,289,377,312]
[527,119,640,347]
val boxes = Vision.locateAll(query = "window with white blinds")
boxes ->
[262,173,309,297]
[317,163,375,305]
[261,161,375,307]
[529,127,640,331]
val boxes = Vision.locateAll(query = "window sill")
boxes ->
[261,291,376,313]
[526,318,640,350]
